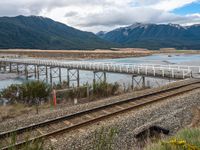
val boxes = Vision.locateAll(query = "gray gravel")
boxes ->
[0,80,196,133]
[0,79,193,133]
[0,79,199,150]
[47,88,200,150]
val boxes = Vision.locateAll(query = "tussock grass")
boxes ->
[145,127,200,150]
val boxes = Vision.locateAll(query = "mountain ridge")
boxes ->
[0,15,116,50]
[97,23,200,50]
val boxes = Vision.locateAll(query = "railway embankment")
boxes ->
[0,79,199,149]
[46,81,200,150]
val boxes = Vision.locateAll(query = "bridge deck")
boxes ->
[0,58,198,79]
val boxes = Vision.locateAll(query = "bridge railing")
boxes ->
[0,58,194,79]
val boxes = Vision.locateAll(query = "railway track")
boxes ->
[0,79,200,150]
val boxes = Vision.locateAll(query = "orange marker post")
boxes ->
[53,90,57,107]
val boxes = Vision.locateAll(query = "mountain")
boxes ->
[97,23,200,50]
[96,31,107,37]
[0,15,116,50]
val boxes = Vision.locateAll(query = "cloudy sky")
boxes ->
[0,0,200,32]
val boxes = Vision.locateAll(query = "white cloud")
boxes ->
[0,0,199,32]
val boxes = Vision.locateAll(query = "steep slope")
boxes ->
[98,23,200,50]
[0,16,115,50]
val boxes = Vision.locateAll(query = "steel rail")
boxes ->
[0,80,200,149]
[0,79,199,140]
[1,82,200,150]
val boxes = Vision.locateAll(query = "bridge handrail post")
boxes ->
[145,66,148,75]
[126,65,129,73]
[162,68,164,77]
[172,68,174,78]
[153,66,155,76]
[132,65,134,74]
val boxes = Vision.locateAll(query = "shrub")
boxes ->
[145,128,200,150]
[93,82,119,98]
[93,127,118,150]
[0,81,51,105]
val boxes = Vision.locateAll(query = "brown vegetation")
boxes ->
[0,48,152,59]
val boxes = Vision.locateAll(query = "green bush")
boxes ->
[0,81,51,105]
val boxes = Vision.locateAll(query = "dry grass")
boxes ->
[0,48,152,60]
[0,103,52,122]
[0,104,32,121]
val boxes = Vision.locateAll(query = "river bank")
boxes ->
[0,48,152,60]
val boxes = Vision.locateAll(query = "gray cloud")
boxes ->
[0,0,199,32]
[0,0,113,16]
[65,11,78,18]
[75,8,192,27]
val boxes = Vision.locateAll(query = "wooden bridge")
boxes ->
[0,58,199,87]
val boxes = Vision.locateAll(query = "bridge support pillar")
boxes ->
[49,67,62,86]
[142,76,145,88]
[16,64,19,74]
[9,62,12,73]
[34,65,37,79]
[93,71,107,85]
[25,64,28,80]
[37,65,40,80]
[67,69,80,87]
[0,62,1,71]
[46,66,48,83]
[131,75,146,89]
[59,67,62,84]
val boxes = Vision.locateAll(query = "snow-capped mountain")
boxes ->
[97,23,200,50]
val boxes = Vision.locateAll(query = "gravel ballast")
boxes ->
[47,88,200,150]
[0,79,199,150]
